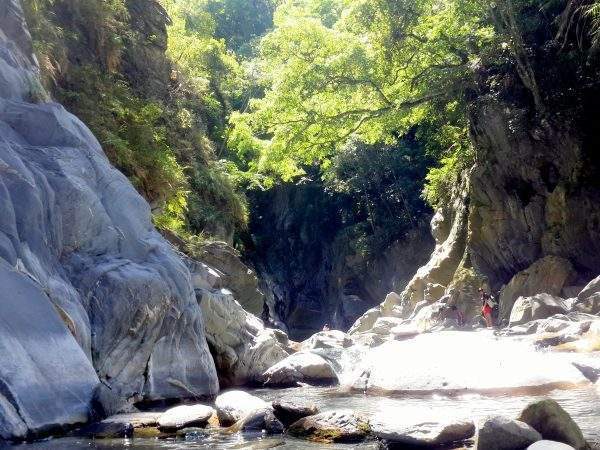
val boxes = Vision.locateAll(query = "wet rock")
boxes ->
[262,352,338,387]
[103,412,161,428]
[196,287,290,387]
[287,409,370,443]
[233,408,284,434]
[272,399,319,427]
[371,416,475,447]
[518,400,589,450]
[498,257,576,321]
[476,416,542,450]
[215,391,269,426]
[157,404,215,431]
[301,331,353,350]
[527,441,576,450]
[509,294,568,326]
[75,421,134,439]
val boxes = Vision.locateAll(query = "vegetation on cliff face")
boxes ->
[22,0,250,241]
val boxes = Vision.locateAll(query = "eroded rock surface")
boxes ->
[0,0,218,440]
[262,352,338,387]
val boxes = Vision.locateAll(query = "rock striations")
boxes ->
[0,0,219,440]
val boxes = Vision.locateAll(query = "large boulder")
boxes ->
[262,352,338,387]
[476,416,542,450]
[509,294,568,326]
[157,404,215,431]
[517,400,589,450]
[287,409,370,443]
[301,331,353,350]
[498,257,576,322]
[215,391,269,426]
[371,416,475,447]
[195,287,290,387]
[0,0,218,440]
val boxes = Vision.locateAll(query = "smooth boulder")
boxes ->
[287,409,369,443]
[215,391,269,426]
[518,400,589,450]
[301,331,353,350]
[477,416,542,450]
[262,352,338,387]
[157,404,215,431]
[372,416,475,447]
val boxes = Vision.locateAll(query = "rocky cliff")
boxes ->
[247,181,434,340]
[0,0,219,440]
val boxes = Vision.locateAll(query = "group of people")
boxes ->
[321,287,498,332]
[445,287,497,328]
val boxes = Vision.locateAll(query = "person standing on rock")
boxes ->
[479,288,495,328]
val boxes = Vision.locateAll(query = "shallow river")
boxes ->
[13,331,600,449]
[14,384,600,449]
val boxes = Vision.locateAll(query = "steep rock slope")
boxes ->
[0,0,218,440]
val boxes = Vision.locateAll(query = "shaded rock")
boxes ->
[476,416,542,450]
[287,409,370,443]
[195,287,290,387]
[518,400,589,450]
[498,257,576,322]
[371,416,475,447]
[262,352,338,387]
[301,331,353,350]
[74,421,134,439]
[215,391,269,426]
[157,404,215,431]
[272,399,319,427]
[510,295,568,326]
[528,441,576,450]
[572,362,600,383]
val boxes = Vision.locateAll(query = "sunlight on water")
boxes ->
[344,330,588,393]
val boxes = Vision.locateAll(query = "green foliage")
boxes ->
[326,137,433,256]
[229,0,494,183]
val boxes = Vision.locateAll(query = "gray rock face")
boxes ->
[0,0,218,440]
[477,416,542,450]
[573,276,600,315]
[195,241,266,317]
[195,286,290,387]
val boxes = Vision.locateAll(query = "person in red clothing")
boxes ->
[479,287,495,328]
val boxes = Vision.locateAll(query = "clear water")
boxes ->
[12,331,600,449]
